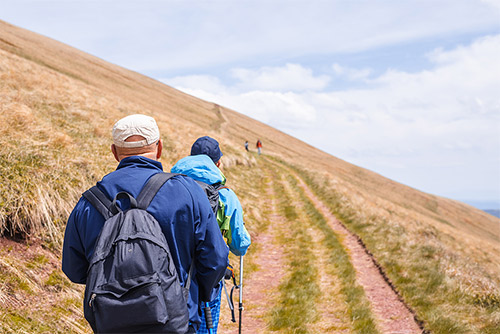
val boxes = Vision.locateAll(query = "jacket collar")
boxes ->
[171,155,226,185]
[116,156,164,171]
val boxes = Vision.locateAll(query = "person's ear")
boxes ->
[111,144,120,162]
[156,139,163,160]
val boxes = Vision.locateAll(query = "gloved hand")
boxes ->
[224,264,234,280]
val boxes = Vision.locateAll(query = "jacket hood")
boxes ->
[171,155,226,185]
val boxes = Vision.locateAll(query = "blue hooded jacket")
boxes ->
[171,155,251,256]
[62,156,229,329]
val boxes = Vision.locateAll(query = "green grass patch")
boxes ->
[46,269,72,290]
[268,169,320,334]
[222,160,273,279]
[26,254,49,269]
[0,311,53,333]
[0,269,33,294]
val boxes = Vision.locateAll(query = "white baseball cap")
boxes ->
[112,114,160,148]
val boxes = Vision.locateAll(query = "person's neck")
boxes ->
[119,152,157,161]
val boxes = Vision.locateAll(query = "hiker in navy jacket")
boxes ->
[62,114,229,333]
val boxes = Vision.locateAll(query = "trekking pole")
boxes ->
[238,255,243,334]
[203,301,214,334]
[222,280,236,322]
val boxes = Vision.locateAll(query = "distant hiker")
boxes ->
[256,139,262,155]
[172,136,251,334]
[244,140,249,151]
[62,114,228,333]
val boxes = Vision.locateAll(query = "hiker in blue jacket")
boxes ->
[172,136,251,334]
[62,115,228,333]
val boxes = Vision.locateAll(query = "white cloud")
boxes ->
[163,63,325,127]
[175,88,317,129]
[230,63,330,92]
[371,34,500,120]
[161,75,227,93]
[480,0,500,10]
[330,37,500,152]
[332,63,372,81]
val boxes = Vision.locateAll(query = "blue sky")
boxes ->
[1,0,499,210]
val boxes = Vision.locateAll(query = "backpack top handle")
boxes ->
[111,191,138,213]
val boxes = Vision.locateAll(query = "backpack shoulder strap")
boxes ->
[137,172,180,209]
[82,186,116,219]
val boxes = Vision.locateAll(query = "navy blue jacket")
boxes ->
[62,156,229,329]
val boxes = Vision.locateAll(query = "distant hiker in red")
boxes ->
[256,139,262,155]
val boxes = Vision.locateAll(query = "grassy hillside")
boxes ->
[0,20,499,333]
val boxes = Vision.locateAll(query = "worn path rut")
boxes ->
[219,171,287,333]
[294,173,423,334]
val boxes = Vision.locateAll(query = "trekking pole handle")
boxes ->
[204,302,213,330]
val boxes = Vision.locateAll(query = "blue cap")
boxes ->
[190,136,223,163]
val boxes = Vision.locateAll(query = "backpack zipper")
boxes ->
[89,293,96,308]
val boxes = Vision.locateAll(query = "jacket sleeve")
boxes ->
[62,198,90,284]
[220,189,251,256]
[189,179,229,301]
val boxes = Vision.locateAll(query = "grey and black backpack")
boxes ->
[194,181,221,214]
[194,181,229,215]
[82,172,191,333]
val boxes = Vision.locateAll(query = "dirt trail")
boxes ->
[306,228,351,334]
[221,167,353,333]
[219,162,422,333]
[280,176,351,333]
[219,174,288,333]
[294,176,423,334]
[212,104,229,133]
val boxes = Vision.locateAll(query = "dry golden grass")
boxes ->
[0,19,499,333]
[295,166,500,333]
